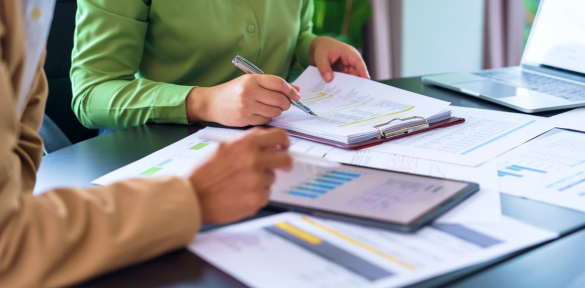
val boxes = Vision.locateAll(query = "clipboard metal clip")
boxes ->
[373,116,429,139]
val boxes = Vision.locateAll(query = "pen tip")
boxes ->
[310,111,319,117]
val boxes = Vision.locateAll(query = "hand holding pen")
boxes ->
[184,59,311,126]
[232,55,318,117]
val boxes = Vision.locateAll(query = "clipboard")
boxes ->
[285,117,465,150]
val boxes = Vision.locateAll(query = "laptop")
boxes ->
[422,0,585,113]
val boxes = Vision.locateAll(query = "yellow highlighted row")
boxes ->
[338,106,415,127]
[275,222,322,245]
[300,216,417,271]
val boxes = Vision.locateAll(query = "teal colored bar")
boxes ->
[297,187,328,194]
[323,174,352,181]
[306,183,336,190]
[331,170,361,178]
[288,191,318,199]
[315,178,343,185]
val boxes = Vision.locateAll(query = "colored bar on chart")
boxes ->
[330,170,361,178]
[558,177,585,192]
[315,178,344,185]
[322,174,353,182]
[157,159,173,166]
[505,166,522,172]
[510,165,547,174]
[288,191,318,199]
[571,160,585,168]
[306,183,336,190]
[190,142,210,150]
[432,223,503,248]
[140,167,163,176]
[297,187,328,194]
[300,216,416,271]
[265,224,394,281]
[497,170,523,178]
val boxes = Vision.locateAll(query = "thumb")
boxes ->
[315,56,334,82]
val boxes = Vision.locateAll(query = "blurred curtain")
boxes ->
[364,0,401,80]
[483,0,526,69]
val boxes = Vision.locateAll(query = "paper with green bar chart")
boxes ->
[92,127,336,186]
[498,129,585,212]
[189,212,557,288]
[268,66,450,144]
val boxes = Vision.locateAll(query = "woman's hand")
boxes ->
[309,36,370,82]
[187,128,293,224]
[186,75,301,126]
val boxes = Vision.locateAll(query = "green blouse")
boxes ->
[71,0,317,130]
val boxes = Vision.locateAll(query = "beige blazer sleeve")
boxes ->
[0,2,202,287]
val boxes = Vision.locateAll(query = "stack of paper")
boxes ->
[269,66,451,144]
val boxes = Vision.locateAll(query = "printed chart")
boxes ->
[190,212,557,288]
[498,129,585,212]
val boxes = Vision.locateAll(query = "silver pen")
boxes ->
[232,55,318,117]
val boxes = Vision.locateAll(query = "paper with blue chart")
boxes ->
[498,129,585,212]
[91,127,335,186]
[323,149,500,224]
[189,212,557,288]
[364,106,552,166]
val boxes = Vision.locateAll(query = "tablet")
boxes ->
[269,162,479,232]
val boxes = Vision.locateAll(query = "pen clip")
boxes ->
[372,116,429,139]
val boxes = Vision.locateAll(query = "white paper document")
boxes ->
[548,108,585,132]
[269,66,451,144]
[92,127,335,186]
[189,212,557,288]
[498,129,585,212]
[365,106,552,166]
[324,149,501,224]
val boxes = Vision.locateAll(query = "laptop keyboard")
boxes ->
[474,70,585,101]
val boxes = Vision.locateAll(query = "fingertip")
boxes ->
[323,72,333,82]
[293,91,301,100]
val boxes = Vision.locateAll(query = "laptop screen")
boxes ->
[522,0,585,75]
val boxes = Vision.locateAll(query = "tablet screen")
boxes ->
[270,162,471,226]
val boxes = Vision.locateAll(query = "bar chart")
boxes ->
[288,170,362,199]
[140,158,174,176]
[498,164,548,178]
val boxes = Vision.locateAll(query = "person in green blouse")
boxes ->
[70,0,370,131]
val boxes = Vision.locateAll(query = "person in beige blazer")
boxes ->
[0,1,292,287]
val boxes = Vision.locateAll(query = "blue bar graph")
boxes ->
[306,183,336,190]
[510,165,547,174]
[157,159,173,167]
[287,170,363,200]
[322,174,353,181]
[498,171,523,178]
[330,170,361,178]
[288,191,318,199]
[558,177,585,192]
[297,187,328,194]
[315,178,344,185]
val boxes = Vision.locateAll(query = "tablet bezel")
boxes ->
[268,163,480,233]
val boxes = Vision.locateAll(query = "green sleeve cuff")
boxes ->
[295,33,318,68]
[150,84,195,125]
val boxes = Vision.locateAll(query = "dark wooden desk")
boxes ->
[35,77,585,287]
